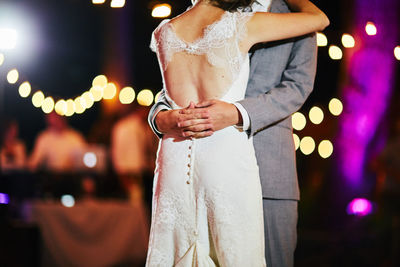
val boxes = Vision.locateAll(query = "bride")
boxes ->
[146,0,328,266]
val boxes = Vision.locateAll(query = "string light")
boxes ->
[119,87,135,104]
[329,98,343,116]
[365,21,377,36]
[137,89,154,106]
[103,83,117,100]
[342,34,355,48]
[152,4,172,18]
[309,106,324,125]
[317,32,328,47]
[82,91,95,109]
[300,136,315,155]
[55,99,67,116]
[394,46,400,61]
[293,133,300,151]
[74,96,85,114]
[110,0,125,8]
[65,99,75,117]
[292,112,306,131]
[154,91,162,103]
[41,97,55,114]
[318,140,334,159]
[328,45,343,60]
[7,68,19,84]
[18,82,31,98]
[32,91,45,108]
[92,0,105,4]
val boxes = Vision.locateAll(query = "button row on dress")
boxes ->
[186,142,194,184]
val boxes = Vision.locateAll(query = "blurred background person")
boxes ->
[1,119,27,173]
[28,112,87,173]
[111,104,155,204]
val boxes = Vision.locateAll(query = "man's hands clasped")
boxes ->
[155,100,242,139]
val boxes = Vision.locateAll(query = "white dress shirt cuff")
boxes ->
[233,102,250,131]
[151,104,171,135]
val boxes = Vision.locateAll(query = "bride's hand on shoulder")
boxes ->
[244,0,329,50]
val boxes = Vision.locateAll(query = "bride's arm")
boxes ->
[244,0,329,49]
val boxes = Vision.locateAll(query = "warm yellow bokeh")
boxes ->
[394,46,400,61]
[55,100,67,116]
[103,83,117,100]
[90,86,104,101]
[152,4,172,18]
[137,89,154,106]
[32,91,45,108]
[365,22,377,36]
[41,97,55,114]
[329,98,343,116]
[110,0,125,8]
[74,97,85,114]
[342,34,355,48]
[309,106,324,125]
[65,99,75,117]
[329,45,343,60]
[7,68,19,84]
[119,87,136,104]
[318,140,334,159]
[292,112,306,131]
[293,133,300,151]
[92,75,108,88]
[316,32,328,47]
[82,91,95,109]
[18,82,31,98]
[300,136,315,155]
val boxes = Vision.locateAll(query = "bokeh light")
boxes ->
[300,136,315,155]
[74,97,85,114]
[110,0,125,8]
[82,91,94,109]
[18,81,31,98]
[83,152,97,168]
[119,86,136,104]
[394,46,400,60]
[41,96,55,114]
[152,3,172,18]
[316,32,328,47]
[154,91,162,103]
[329,98,343,116]
[0,29,17,49]
[92,75,108,88]
[309,106,324,125]
[92,0,105,4]
[0,53,4,66]
[55,100,67,116]
[32,91,45,108]
[7,68,19,84]
[0,193,9,205]
[61,195,75,208]
[137,89,154,106]
[65,99,75,117]
[292,112,306,131]
[293,133,300,151]
[341,33,355,48]
[347,198,373,216]
[365,21,377,36]
[318,140,333,159]
[90,86,103,101]
[103,83,117,100]
[328,45,343,60]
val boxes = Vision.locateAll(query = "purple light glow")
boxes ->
[336,0,399,189]
[0,193,9,205]
[346,198,373,216]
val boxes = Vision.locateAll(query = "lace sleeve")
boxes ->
[235,11,256,42]
[149,19,170,53]
[150,32,157,53]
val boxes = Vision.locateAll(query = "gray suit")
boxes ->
[148,0,317,266]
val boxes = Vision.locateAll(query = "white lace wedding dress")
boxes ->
[146,9,266,267]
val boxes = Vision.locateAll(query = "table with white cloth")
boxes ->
[24,199,149,267]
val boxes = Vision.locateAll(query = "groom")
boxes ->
[148,0,317,266]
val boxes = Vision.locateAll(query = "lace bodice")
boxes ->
[150,10,254,99]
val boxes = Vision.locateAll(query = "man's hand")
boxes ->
[178,99,242,138]
[155,102,212,139]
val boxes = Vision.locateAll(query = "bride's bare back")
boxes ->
[150,1,329,108]
[151,4,252,107]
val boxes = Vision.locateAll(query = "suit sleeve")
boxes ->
[238,33,317,136]
[147,89,172,138]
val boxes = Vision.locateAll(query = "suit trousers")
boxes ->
[263,198,298,267]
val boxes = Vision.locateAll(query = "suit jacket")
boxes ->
[147,0,317,201]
